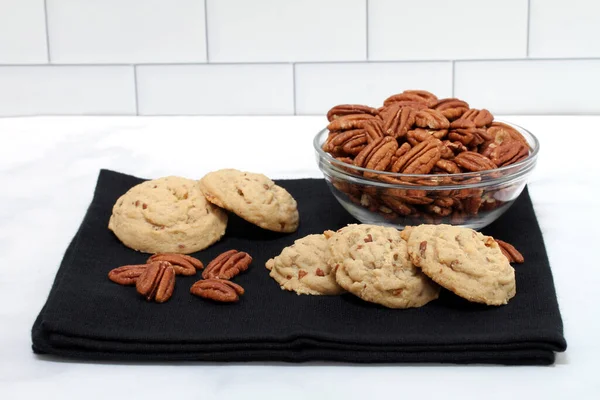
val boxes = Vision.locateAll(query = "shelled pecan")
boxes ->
[202,250,252,280]
[147,253,203,276]
[190,279,245,303]
[108,264,148,286]
[136,261,176,303]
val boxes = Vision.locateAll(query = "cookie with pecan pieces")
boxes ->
[266,233,344,295]
[404,224,516,306]
[328,224,440,309]
[200,169,299,233]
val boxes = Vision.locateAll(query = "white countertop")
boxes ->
[1,116,599,399]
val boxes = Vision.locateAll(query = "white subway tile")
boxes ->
[295,62,452,115]
[454,60,600,114]
[0,0,47,63]
[136,64,293,115]
[529,0,600,57]
[46,0,206,63]
[0,66,136,116]
[206,0,366,62]
[368,0,527,60]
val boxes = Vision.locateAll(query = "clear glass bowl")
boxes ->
[314,121,539,230]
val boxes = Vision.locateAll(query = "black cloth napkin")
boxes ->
[32,169,566,365]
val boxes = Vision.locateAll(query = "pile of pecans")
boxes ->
[108,250,252,303]
[322,90,531,225]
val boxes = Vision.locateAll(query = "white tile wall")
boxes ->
[0,0,599,116]
[454,60,600,114]
[529,0,600,58]
[0,0,48,63]
[46,0,206,63]
[295,62,452,115]
[136,64,293,115]
[206,0,366,62]
[368,0,528,60]
[0,66,136,115]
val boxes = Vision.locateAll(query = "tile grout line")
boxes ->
[526,0,531,57]
[451,61,455,97]
[43,0,51,62]
[365,0,369,60]
[292,63,297,115]
[204,0,210,62]
[133,66,140,115]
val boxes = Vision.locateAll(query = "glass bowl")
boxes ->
[314,121,539,230]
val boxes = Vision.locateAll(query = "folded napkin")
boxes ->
[32,169,567,365]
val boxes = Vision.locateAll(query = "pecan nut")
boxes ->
[327,104,379,121]
[136,261,175,303]
[389,139,442,174]
[461,108,493,127]
[489,140,529,167]
[433,98,469,120]
[190,279,245,303]
[435,159,461,174]
[384,90,438,107]
[323,129,367,156]
[202,250,252,280]
[495,239,524,264]
[148,253,203,276]
[354,136,398,177]
[108,264,147,286]
[382,104,415,138]
[454,151,498,172]
[326,114,375,132]
[406,128,448,146]
[414,109,450,129]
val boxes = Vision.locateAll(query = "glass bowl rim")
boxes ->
[313,119,539,180]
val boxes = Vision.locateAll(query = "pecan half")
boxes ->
[327,114,374,132]
[389,142,412,168]
[202,250,252,280]
[433,98,470,120]
[389,139,442,174]
[495,239,524,264]
[136,261,175,303]
[190,279,245,303]
[414,109,450,129]
[108,264,147,286]
[380,195,415,216]
[354,136,397,171]
[384,90,438,107]
[425,204,452,216]
[324,129,367,156]
[462,196,483,215]
[461,108,493,127]
[148,253,203,276]
[406,128,448,146]
[448,128,475,146]
[443,139,468,154]
[454,151,498,172]
[449,118,476,130]
[382,104,415,138]
[489,141,529,167]
[327,104,379,121]
[363,119,385,141]
[435,159,461,174]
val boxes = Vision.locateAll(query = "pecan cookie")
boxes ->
[266,233,344,295]
[328,224,440,309]
[404,224,516,305]
[200,169,299,233]
[108,176,227,254]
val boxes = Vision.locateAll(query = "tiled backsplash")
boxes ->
[0,0,599,116]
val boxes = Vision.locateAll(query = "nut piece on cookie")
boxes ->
[328,224,440,309]
[266,233,344,296]
[108,176,227,254]
[200,169,299,233]
[405,224,516,306]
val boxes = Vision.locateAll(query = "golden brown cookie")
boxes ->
[200,169,299,233]
[405,224,516,305]
[266,233,344,295]
[108,176,227,254]
[328,224,440,309]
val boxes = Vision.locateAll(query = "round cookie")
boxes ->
[265,232,344,295]
[328,224,440,309]
[108,176,227,254]
[405,224,516,306]
[200,169,299,233]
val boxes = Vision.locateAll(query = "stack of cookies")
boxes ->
[108,169,300,254]
[266,224,519,308]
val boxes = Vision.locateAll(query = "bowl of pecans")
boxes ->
[314,90,539,230]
